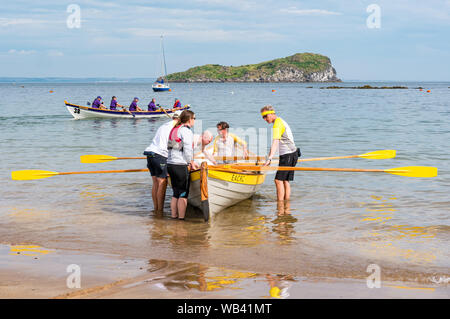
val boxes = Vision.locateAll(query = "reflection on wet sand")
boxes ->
[9,244,54,257]
[271,201,298,245]
[265,274,296,299]
[359,195,437,264]
[145,259,296,298]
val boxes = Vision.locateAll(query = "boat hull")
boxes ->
[152,84,170,92]
[188,168,266,217]
[152,87,170,92]
[64,101,189,119]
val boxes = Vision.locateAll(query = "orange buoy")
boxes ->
[169,89,172,91]
[272,89,276,92]
[49,90,54,93]
[427,90,431,93]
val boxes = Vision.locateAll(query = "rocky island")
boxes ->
[166,53,340,82]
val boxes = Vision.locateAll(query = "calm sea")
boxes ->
[1,81,449,287]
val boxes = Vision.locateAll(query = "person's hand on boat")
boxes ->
[263,158,272,167]
[190,161,199,170]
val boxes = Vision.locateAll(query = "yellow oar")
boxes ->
[84,150,395,164]
[80,155,146,163]
[210,165,437,178]
[11,168,148,181]
[298,150,396,162]
[159,107,173,119]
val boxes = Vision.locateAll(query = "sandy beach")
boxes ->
[0,244,447,299]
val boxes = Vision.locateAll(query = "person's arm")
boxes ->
[231,134,249,157]
[263,119,283,166]
[263,139,279,166]
[202,146,217,165]
[181,128,197,169]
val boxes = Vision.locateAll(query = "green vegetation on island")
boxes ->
[167,53,340,82]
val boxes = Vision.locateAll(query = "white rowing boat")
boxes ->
[188,163,266,221]
[64,101,189,119]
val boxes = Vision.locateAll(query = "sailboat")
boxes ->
[152,36,170,92]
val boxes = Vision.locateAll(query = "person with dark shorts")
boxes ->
[167,110,198,220]
[143,115,178,211]
[261,105,300,201]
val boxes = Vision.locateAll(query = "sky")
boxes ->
[0,0,449,81]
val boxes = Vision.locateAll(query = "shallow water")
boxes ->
[1,81,449,288]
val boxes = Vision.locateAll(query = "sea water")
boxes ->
[0,81,449,288]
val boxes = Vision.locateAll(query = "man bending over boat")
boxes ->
[213,121,249,163]
[129,97,143,112]
[92,96,107,109]
[143,114,180,212]
[193,131,217,165]
[261,105,300,201]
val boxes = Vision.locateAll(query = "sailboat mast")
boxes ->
[161,36,168,80]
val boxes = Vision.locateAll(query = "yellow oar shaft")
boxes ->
[57,168,148,175]
[299,155,358,162]
[211,165,386,173]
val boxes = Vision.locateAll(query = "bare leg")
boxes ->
[283,181,291,200]
[171,197,178,218]
[151,176,159,210]
[155,177,168,211]
[274,179,285,201]
[177,198,188,219]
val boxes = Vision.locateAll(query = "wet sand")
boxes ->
[0,245,447,299]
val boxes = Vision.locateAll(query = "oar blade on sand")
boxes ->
[358,150,396,160]
[384,166,438,178]
[11,170,59,181]
[80,154,118,163]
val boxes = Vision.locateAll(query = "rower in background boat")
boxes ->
[173,98,182,109]
[261,105,300,202]
[143,113,180,212]
[110,96,126,112]
[213,121,249,163]
[129,97,143,112]
[148,98,157,111]
[92,96,107,110]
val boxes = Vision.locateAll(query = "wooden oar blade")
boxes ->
[11,170,59,181]
[384,166,437,178]
[80,155,118,163]
[358,150,396,160]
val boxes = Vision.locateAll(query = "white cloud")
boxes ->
[8,49,36,55]
[124,27,285,42]
[280,7,341,16]
[47,50,64,57]
[0,18,35,27]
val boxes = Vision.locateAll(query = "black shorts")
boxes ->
[145,152,168,178]
[167,164,190,198]
[275,150,299,181]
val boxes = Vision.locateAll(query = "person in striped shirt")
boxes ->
[212,121,249,163]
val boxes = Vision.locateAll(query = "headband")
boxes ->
[261,110,275,116]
